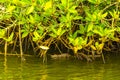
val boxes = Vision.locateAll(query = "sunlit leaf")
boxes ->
[112,38,120,42]
[93,29,103,36]
[73,46,82,54]
[85,11,92,21]
[116,27,120,32]
[33,31,40,41]
[68,6,77,14]
[51,27,57,35]
[87,32,94,36]
[49,33,57,38]
[61,0,67,7]
[57,27,62,36]
[98,43,104,51]
[44,0,52,11]
[83,37,88,45]
[87,22,93,32]
[73,16,83,20]
[0,29,6,38]
[73,47,78,54]
[88,0,96,4]
[68,37,74,44]
[38,26,44,34]
[79,37,84,45]
[109,10,119,19]
[74,37,79,46]
[4,32,14,42]
[95,42,99,49]
[34,31,40,38]
[91,45,96,50]
[29,15,35,24]
[57,26,66,36]
[85,40,93,47]
[26,6,34,15]
[8,32,14,42]
[78,25,85,34]
[22,31,29,38]
[6,5,16,13]
[92,14,96,21]
[88,0,101,4]
[60,15,67,23]
[61,30,66,35]
[78,46,82,50]
[101,12,108,18]
[12,0,19,5]
[12,0,26,7]
[0,0,6,3]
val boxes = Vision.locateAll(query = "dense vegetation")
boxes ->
[0,0,120,62]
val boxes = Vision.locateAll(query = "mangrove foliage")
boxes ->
[0,0,120,62]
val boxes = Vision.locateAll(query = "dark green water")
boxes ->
[0,54,120,80]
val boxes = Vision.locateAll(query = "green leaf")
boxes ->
[51,27,57,35]
[78,25,85,34]
[78,45,82,50]
[92,14,96,21]
[29,15,35,24]
[6,5,16,13]
[12,0,26,7]
[87,31,94,36]
[33,31,40,41]
[57,27,61,36]
[95,42,99,48]
[79,37,84,45]
[88,0,101,4]
[0,0,5,3]
[116,27,120,32]
[73,16,83,20]
[61,0,67,7]
[34,31,40,38]
[60,15,67,23]
[49,33,57,38]
[85,12,92,21]
[4,32,14,42]
[38,26,44,34]
[74,37,79,46]
[12,0,19,5]
[87,22,93,32]
[22,31,29,38]
[44,0,52,11]
[0,29,6,38]
[61,30,66,36]
[109,10,119,19]
[93,29,103,36]
[68,6,77,14]
[26,6,34,15]
[72,31,78,39]
[88,0,96,4]
[101,12,108,19]
[68,37,74,44]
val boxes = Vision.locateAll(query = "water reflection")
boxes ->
[0,55,120,80]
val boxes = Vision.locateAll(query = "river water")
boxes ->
[0,54,120,80]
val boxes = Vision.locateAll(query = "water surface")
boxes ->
[0,54,120,80]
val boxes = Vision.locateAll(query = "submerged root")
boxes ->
[78,53,92,62]
[75,52,105,63]
[50,53,71,59]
